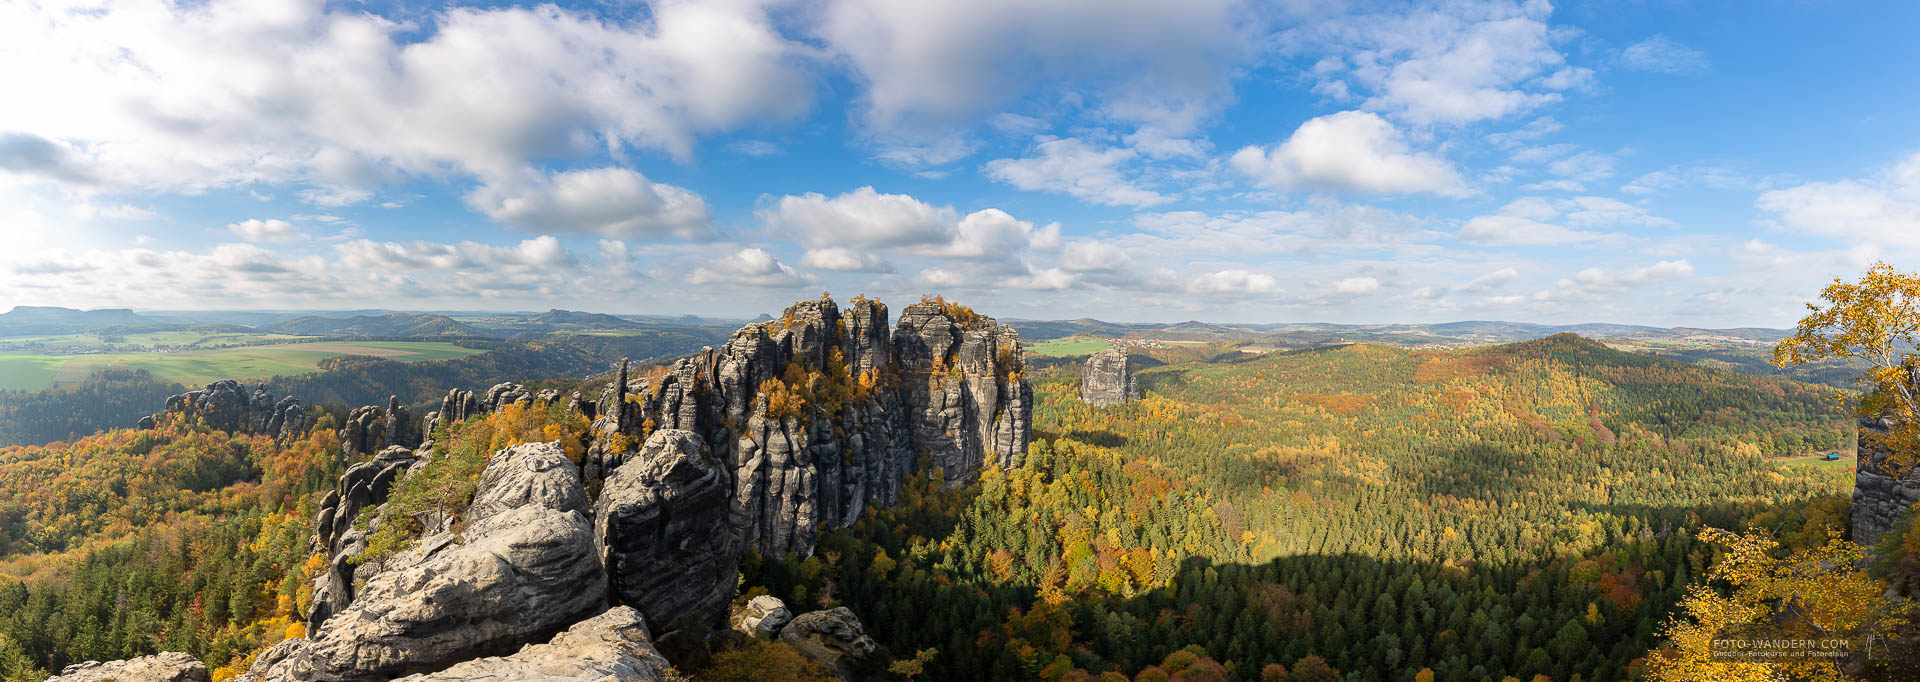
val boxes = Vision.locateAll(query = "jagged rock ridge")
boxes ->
[138,379,313,443]
[236,295,1024,681]
[583,294,1032,559]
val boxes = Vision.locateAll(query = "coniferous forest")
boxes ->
[737,335,1863,681]
[1,330,1899,681]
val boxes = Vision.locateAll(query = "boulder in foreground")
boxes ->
[393,606,672,681]
[48,652,209,682]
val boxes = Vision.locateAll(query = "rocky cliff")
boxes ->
[1079,348,1137,407]
[138,379,313,442]
[582,294,1031,558]
[1853,415,1920,545]
[233,295,1027,681]
[252,441,608,681]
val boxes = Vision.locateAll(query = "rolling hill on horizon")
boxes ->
[264,312,489,338]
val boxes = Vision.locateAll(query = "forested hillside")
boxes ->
[0,399,585,679]
[742,335,1858,681]
[0,369,184,447]
[0,332,1879,681]
[0,420,345,679]
[0,326,730,448]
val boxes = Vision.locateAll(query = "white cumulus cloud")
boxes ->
[1231,111,1466,196]
[799,247,894,273]
[1187,269,1279,296]
[466,167,712,239]
[688,248,815,288]
[1757,152,1920,249]
[762,186,955,248]
[985,137,1171,207]
[1286,0,1578,126]
[0,0,813,192]
[227,219,306,243]
[1333,276,1381,295]
[812,0,1253,137]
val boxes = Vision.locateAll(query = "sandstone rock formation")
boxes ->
[1080,348,1137,407]
[391,607,671,681]
[254,442,604,681]
[483,382,536,411]
[596,429,738,631]
[307,445,424,632]
[1854,416,1920,545]
[584,295,1032,559]
[341,396,419,459]
[47,652,209,682]
[269,296,1023,680]
[734,595,794,640]
[422,383,535,437]
[140,380,312,442]
[426,388,481,435]
[779,608,889,681]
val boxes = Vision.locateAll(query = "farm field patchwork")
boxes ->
[0,330,316,352]
[0,341,486,391]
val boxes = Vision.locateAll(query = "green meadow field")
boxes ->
[0,330,316,352]
[0,341,486,392]
[1777,451,1859,467]
[1022,335,1111,357]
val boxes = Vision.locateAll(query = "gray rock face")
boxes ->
[308,445,424,632]
[779,608,889,681]
[468,442,590,522]
[734,595,793,640]
[341,405,384,459]
[306,504,601,679]
[273,297,1024,680]
[596,430,737,631]
[483,383,535,412]
[423,384,545,437]
[894,299,1032,481]
[342,396,419,459]
[587,295,1031,560]
[1854,416,1920,545]
[391,607,671,682]
[1079,349,1137,407]
[384,396,419,450]
[141,380,312,442]
[48,652,209,682]
[261,441,604,681]
[426,388,481,436]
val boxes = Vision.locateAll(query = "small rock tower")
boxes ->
[1080,348,1137,407]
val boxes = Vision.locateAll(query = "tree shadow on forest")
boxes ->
[1061,429,1129,448]
[760,462,1920,682]
[1025,355,1088,372]
[1134,367,1195,395]
[1128,354,1169,369]
[818,545,1690,682]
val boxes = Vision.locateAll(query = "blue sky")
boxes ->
[1,0,1917,325]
